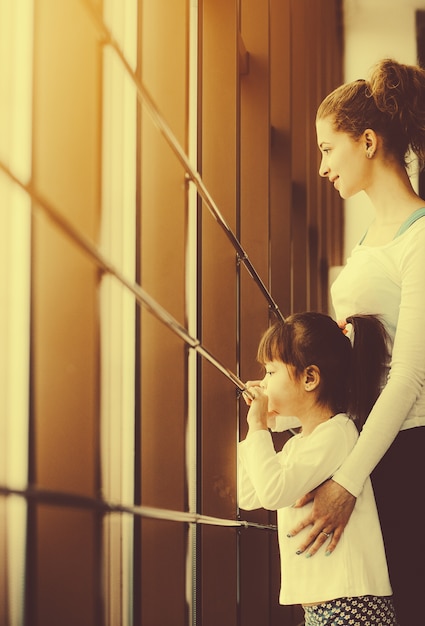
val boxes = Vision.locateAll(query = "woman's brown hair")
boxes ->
[317,58,425,171]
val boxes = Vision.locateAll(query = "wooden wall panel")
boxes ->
[269,0,292,316]
[138,1,189,625]
[200,2,239,624]
[32,0,100,496]
[30,1,101,621]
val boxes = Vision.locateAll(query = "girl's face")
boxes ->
[316,116,371,199]
[261,360,305,416]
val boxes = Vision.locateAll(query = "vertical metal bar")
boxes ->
[187,2,200,624]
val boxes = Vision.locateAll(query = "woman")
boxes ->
[288,58,425,624]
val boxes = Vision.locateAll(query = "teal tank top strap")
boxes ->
[393,207,425,238]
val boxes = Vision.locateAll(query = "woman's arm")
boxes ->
[333,232,425,495]
[289,225,425,553]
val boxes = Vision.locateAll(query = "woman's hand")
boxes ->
[287,479,356,556]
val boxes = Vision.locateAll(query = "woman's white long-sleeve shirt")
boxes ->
[330,213,425,496]
[238,414,392,605]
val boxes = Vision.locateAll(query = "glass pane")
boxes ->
[31,506,100,626]
[139,517,188,626]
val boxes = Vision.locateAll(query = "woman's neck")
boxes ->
[366,161,424,221]
[362,163,425,245]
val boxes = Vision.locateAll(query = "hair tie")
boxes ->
[364,80,372,99]
[337,319,348,335]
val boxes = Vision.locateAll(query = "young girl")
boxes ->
[238,312,398,625]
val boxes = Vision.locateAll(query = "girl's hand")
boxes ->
[287,479,356,556]
[242,380,263,406]
[242,380,277,430]
[244,384,269,433]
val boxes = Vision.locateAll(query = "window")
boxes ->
[0,1,342,625]
[0,1,33,624]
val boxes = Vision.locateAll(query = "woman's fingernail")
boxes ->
[305,553,311,559]
[325,550,331,557]
[296,550,303,555]
[286,533,293,538]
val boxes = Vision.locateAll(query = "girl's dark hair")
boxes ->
[257,312,390,430]
[317,58,425,171]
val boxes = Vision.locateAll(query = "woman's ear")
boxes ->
[304,365,320,391]
[363,128,378,158]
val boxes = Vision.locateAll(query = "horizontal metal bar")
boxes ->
[80,0,284,323]
[0,484,277,532]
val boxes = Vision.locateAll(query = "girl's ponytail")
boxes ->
[346,315,390,430]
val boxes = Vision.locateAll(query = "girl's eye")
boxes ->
[322,148,330,154]
[265,370,274,376]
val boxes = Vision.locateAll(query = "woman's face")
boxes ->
[316,116,370,199]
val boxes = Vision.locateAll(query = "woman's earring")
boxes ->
[366,149,374,159]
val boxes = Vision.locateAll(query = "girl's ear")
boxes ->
[304,365,320,391]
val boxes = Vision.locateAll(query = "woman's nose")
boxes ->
[319,158,329,178]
